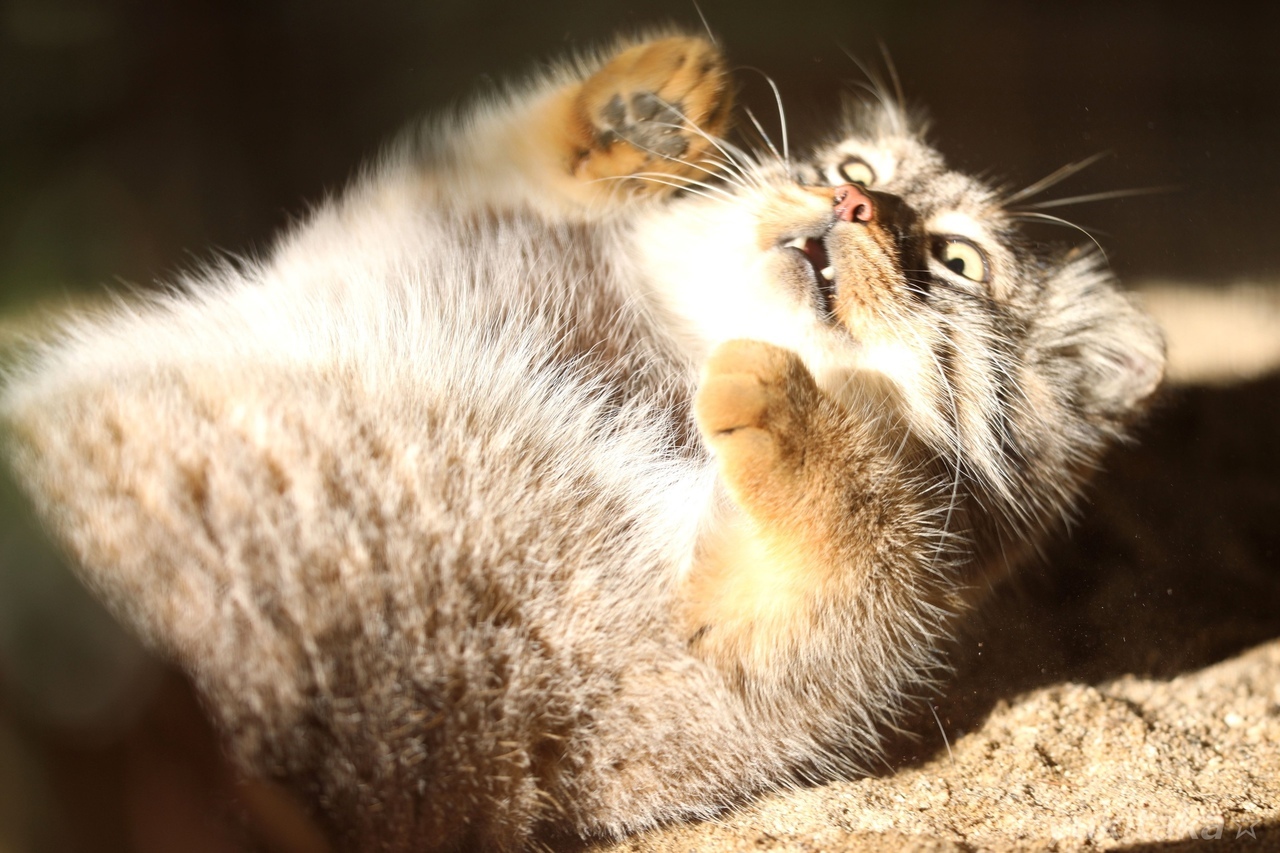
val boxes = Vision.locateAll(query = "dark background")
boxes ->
[2,0,1279,316]
[2,2,1279,851]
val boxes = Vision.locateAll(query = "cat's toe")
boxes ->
[574,36,731,191]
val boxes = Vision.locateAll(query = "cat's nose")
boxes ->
[833,184,874,223]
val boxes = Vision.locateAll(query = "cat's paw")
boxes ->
[573,36,731,193]
[695,340,819,491]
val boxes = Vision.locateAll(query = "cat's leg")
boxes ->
[682,340,960,688]
[424,35,732,212]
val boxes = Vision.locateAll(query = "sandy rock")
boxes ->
[600,644,1279,851]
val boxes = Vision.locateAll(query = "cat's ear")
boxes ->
[1083,301,1165,419]
[1034,254,1166,426]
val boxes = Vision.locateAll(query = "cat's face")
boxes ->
[639,102,1163,529]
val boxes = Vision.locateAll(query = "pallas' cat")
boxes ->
[1,32,1164,851]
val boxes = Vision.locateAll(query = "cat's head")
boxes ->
[638,99,1164,545]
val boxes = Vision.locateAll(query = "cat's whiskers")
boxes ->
[589,174,725,204]
[646,119,761,191]
[619,119,753,193]
[1001,152,1110,206]
[908,319,968,575]
[582,85,756,194]
[1009,211,1110,264]
[638,93,756,177]
[690,0,717,47]
[877,41,907,122]
[696,159,758,195]
[681,154,751,192]
[742,105,785,166]
[736,67,790,165]
[625,172,737,202]
[1020,185,1173,211]
[838,47,908,137]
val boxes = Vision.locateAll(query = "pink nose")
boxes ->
[833,183,874,223]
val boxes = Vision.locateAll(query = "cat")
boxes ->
[0,31,1164,851]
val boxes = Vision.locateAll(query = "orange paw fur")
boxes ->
[571,36,731,194]
[685,341,846,670]
[695,339,820,507]
[685,333,951,678]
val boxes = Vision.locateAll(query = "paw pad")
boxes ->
[596,91,690,158]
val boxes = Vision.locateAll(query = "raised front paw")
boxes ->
[694,340,820,494]
[573,36,731,193]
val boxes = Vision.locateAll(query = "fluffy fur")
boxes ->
[0,33,1164,850]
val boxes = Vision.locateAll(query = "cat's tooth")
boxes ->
[820,266,835,281]
[784,237,806,250]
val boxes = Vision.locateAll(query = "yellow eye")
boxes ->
[934,237,989,283]
[834,157,875,187]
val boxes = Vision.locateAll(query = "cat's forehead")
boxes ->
[815,132,938,186]
[813,132,995,212]
[804,100,1001,220]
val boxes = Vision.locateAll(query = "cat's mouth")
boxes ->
[780,235,836,316]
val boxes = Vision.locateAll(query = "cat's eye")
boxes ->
[933,237,989,283]
[836,157,876,187]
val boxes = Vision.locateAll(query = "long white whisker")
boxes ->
[1020,185,1175,210]
[649,119,762,189]
[737,66,789,164]
[595,107,753,192]
[838,45,903,130]
[691,155,752,190]
[877,39,906,113]
[645,95,755,174]
[1003,152,1110,205]
[742,106,783,164]
[609,131,747,189]
[638,145,749,192]
[588,174,722,203]
[625,171,735,201]
[930,703,954,766]
[1010,211,1110,262]
[762,72,790,164]
[691,0,717,46]
[674,148,760,191]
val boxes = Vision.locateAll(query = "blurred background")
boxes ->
[1,1,1278,850]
